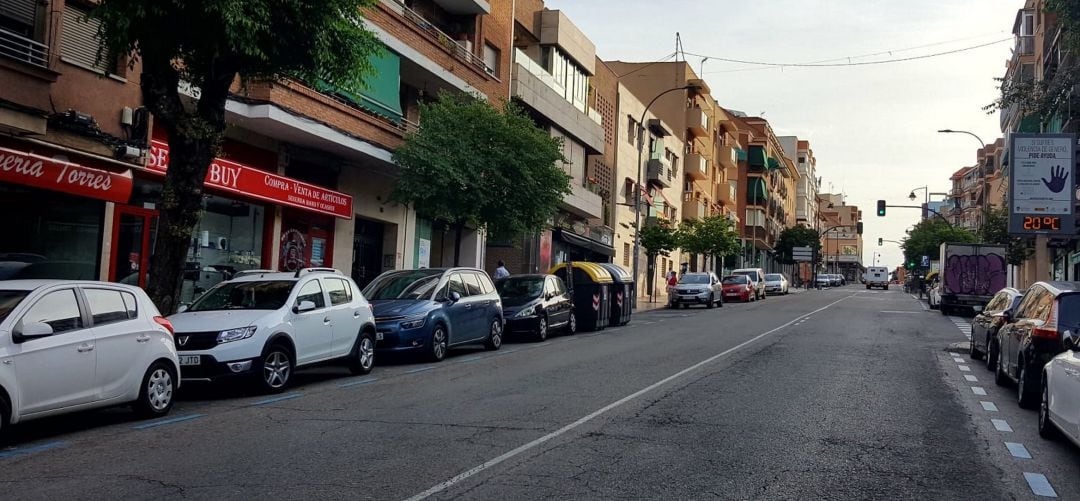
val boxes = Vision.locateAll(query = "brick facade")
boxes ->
[588,59,618,225]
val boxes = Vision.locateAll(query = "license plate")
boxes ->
[179,355,201,366]
[682,295,697,299]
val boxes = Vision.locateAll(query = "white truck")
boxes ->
[863,266,890,290]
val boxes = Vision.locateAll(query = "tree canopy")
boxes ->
[979,207,1033,266]
[392,92,569,263]
[638,220,678,259]
[901,219,977,265]
[677,216,740,259]
[776,225,821,264]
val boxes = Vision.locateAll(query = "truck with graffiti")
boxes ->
[938,243,1008,315]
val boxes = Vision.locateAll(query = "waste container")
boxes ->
[597,263,633,326]
[549,262,612,332]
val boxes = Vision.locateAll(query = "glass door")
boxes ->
[111,206,157,287]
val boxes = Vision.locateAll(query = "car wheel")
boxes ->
[428,325,448,362]
[1039,377,1061,440]
[706,293,715,309]
[348,331,376,375]
[134,361,176,418]
[995,349,1010,387]
[985,334,998,371]
[259,344,293,393]
[1018,358,1039,409]
[536,315,549,342]
[484,319,503,350]
[969,335,984,361]
[566,311,577,335]
[0,393,8,443]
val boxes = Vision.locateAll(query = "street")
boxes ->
[1,287,1078,500]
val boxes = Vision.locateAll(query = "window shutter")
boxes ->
[61,4,108,72]
[0,0,37,27]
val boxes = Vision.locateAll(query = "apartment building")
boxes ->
[949,165,984,231]
[0,0,513,300]
[733,115,800,272]
[779,136,820,227]
[818,194,863,283]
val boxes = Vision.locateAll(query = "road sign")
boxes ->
[921,255,930,267]
[1008,134,1077,236]
[792,246,813,262]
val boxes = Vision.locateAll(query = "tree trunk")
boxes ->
[453,221,464,266]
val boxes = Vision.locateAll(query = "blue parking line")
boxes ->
[405,366,434,374]
[250,393,303,406]
[458,356,485,363]
[0,440,66,459]
[338,377,379,388]
[132,414,205,430]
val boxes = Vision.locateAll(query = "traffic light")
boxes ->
[876,200,886,217]
[878,238,883,246]
[857,222,864,235]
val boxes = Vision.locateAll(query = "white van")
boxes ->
[731,268,767,300]
[864,267,890,290]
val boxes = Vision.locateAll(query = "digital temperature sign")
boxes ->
[1008,134,1077,236]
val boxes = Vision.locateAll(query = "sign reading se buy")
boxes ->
[0,146,133,203]
[148,140,353,219]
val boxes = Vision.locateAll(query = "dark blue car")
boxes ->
[363,268,504,361]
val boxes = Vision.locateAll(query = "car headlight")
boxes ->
[515,306,537,318]
[217,326,257,344]
[399,316,427,329]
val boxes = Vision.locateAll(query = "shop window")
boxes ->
[0,183,103,281]
[280,209,334,272]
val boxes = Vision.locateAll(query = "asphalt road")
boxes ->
[0,286,1077,500]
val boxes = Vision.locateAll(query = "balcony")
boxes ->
[431,0,490,14]
[646,157,671,188]
[686,106,709,138]
[512,50,604,153]
[559,182,603,220]
[387,0,494,76]
[684,152,708,181]
[1016,35,1034,56]
[683,193,708,220]
[0,27,48,68]
[718,143,739,169]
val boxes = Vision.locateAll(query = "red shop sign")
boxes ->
[0,146,133,203]
[148,140,353,219]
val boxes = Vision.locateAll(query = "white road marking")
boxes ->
[1005,442,1032,459]
[992,419,1014,432]
[952,357,965,363]
[972,387,987,395]
[400,295,856,501]
[948,316,972,340]
[881,310,922,314]
[1023,472,1058,497]
[981,401,998,412]
[958,365,971,372]
[964,375,978,382]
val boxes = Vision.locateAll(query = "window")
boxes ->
[553,277,567,295]
[462,273,482,296]
[446,274,467,298]
[296,280,326,309]
[477,274,496,295]
[22,289,83,334]
[60,3,112,73]
[627,117,637,144]
[623,243,631,266]
[1016,287,1044,319]
[325,278,353,306]
[84,288,133,325]
[120,291,138,318]
[483,42,500,77]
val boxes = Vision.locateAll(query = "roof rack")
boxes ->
[232,269,276,278]
[294,267,344,278]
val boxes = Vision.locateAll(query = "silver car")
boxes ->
[764,273,789,295]
[669,272,724,309]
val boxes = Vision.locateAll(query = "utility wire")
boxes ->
[615,52,677,77]
[685,37,1011,69]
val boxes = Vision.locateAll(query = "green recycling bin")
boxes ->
[549,262,613,332]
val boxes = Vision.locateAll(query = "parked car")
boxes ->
[815,274,831,288]
[1040,331,1080,444]
[829,274,844,287]
[969,287,1024,368]
[731,268,766,300]
[669,272,724,309]
[168,268,377,392]
[995,281,1080,408]
[364,268,503,362]
[764,273,789,295]
[496,274,575,342]
[722,275,756,302]
[0,280,180,435]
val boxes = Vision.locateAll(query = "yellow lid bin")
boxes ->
[548,262,613,331]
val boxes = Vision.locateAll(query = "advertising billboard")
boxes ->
[1009,134,1077,235]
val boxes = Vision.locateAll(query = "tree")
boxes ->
[391,92,569,265]
[676,215,740,271]
[776,225,822,264]
[979,207,1034,266]
[901,219,977,266]
[92,0,382,313]
[637,220,678,295]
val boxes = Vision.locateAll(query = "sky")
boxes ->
[545,0,1020,270]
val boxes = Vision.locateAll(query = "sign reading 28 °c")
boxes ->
[1009,133,1077,236]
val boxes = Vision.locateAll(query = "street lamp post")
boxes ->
[632,84,702,307]
[938,129,988,229]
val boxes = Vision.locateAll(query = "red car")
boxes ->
[722,275,756,302]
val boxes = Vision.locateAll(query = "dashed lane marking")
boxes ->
[131,414,205,430]
[981,401,999,412]
[1005,442,1032,459]
[0,441,67,459]
[953,357,965,363]
[405,366,435,374]
[959,365,972,372]
[338,377,379,388]
[972,387,988,395]
[965,375,978,382]
[1023,472,1059,498]
[949,316,972,340]
[992,418,1014,432]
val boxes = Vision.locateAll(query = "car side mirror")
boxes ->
[293,300,317,314]
[449,291,462,303]
[15,321,53,341]
[546,292,556,300]
[1063,331,1076,351]
[176,304,190,314]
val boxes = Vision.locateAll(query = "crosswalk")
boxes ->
[949,316,972,340]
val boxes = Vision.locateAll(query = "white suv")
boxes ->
[168,269,377,392]
[0,280,179,434]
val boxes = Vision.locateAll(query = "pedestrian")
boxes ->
[494,260,510,279]
[666,271,678,293]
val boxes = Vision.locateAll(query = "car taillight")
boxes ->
[1033,302,1059,340]
[153,316,174,335]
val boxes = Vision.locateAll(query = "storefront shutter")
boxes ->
[0,0,37,27]
[60,4,109,72]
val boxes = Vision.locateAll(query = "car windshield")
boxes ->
[364,270,443,300]
[496,277,545,306]
[722,276,747,285]
[187,280,295,311]
[679,274,710,284]
[765,274,782,281]
[0,290,29,324]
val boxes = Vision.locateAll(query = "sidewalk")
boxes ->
[634,296,670,313]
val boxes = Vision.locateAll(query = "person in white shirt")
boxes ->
[494,260,510,279]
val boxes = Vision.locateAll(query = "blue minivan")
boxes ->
[363,268,504,361]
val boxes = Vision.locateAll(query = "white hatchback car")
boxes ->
[168,268,377,392]
[0,280,179,434]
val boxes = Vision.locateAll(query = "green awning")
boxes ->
[748,146,767,167]
[314,47,403,123]
[1018,114,1040,133]
[767,157,781,170]
[735,148,747,161]
[746,177,768,204]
